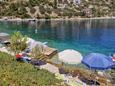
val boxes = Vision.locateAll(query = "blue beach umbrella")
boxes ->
[82,53,113,70]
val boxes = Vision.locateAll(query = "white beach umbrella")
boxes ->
[58,49,83,64]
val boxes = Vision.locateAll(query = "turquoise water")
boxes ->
[0,19,115,55]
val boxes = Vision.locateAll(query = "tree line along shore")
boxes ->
[0,0,115,19]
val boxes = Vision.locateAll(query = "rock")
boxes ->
[0,33,10,42]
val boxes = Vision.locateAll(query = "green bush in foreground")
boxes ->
[10,31,27,54]
[0,52,66,86]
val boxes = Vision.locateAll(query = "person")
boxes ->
[111,54,115,62]
[22,56,31,62]
[21,52,32,62]
[15,53,23,61]
[16,53,31,62]
[112,54,115,61]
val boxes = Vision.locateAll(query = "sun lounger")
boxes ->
[43,46,57,58]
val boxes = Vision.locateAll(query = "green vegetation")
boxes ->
[31,44,46,61]
[0,31,66,86]
[10,31,27,54]
[0,0,114,19]
[0,52,66,86]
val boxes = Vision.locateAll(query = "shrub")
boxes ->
[9,3,18,11]
[30,7,36,14]
[18,6,27,15]
[46,6,52,14]
[31,44,46,61]
[63,11,73,18]
[45,13,51,19]
[29,0,39,6]
[36,13,40,19]
[10,31,27,54]
[19,14,31,19]
[39,5,46,14]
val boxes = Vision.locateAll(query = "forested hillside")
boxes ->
[0,0,115,19]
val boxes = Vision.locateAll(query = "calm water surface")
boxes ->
[0,19,115,55]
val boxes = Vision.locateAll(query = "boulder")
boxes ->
[0,33,10,42]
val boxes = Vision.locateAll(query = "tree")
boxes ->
[54,0,57,8]
[29,0,39,6]
[30,7,36,14]
[45,13,51,19]
[39,5,46,14]
[10,31,27,54]
[18,6,27,15]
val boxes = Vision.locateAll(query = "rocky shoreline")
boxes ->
[0,17,115,22]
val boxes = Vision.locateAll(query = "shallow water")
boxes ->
[0,19,115,55]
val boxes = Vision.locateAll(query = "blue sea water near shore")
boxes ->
[0,19,115,56]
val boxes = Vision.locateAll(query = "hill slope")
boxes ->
[0,52,66,86]
[0,0,115,19]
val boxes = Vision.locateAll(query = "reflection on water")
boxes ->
[0,19,115,55]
